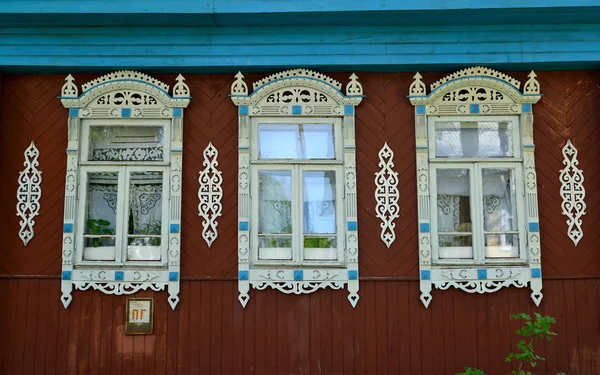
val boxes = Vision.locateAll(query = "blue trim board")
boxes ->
[421,270,431,280]
[114,271,124,281]
[419,223,430,233]
[531,268,541,278]
[2,24,600,71]
[239,221,249,231]
[172,108,183,117]
[170,223,180,233]
[477,269,488,279]
[348,270,358,280]
[239,270,249,280]
[62,271,72,280]
[169,272,179,281]
[294,270,304,281]
[63,223,73,233]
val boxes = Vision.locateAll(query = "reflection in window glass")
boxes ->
[83,172,118,261]
[258,123,335,159]
[435,121,513,157]
[258,171,292,260]
[127,171,163,261]
[483,168,519,258]
[88,126,164,161]
[436,169,473,259]
[303,171,337,260]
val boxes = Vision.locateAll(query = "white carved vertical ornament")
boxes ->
[559,140,586,246]
[374,142,400,248]
[16,141,42,246]
[198,142,223,247]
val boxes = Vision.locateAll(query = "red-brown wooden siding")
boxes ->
[0,71,599,374]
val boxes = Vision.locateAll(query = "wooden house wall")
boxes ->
[0,71,598,374]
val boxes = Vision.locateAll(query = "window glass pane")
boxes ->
[83,172,118,261]
[88,126,164,161]
[436,169,473,259]
[303,171,336,234]
[258,171,292,260]
[303,171,337,260]
[435,121,513,157]
[483,168,519,258]
[127,171,163,261]
[258,123,335,159]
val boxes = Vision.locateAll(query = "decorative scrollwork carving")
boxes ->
[252,281,345,294]
[74,281,166,295]
[560,140,586,246]
[430,66,520,91]
[198,142,223,247]
[374,143,400,248]
[253,68,342,91]
[434,279,529,294]
[441,87,506,103]
[82,70,169,92]
[16,141,42,246]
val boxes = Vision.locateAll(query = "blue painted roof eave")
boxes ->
[2,3,600,27]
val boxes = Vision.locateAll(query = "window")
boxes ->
[251,119,344,265]
[77,121,170,265]
[429,117,526,264]
[59,71,190,309]
[230,69,363,307]
[408,67,543,307]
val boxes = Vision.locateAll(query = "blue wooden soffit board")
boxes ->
[1,20,600,71]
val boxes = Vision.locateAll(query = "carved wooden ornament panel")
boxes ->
[231,69,363,307]
[198,142,223,247]
[374,142,400,248]
[59,71,190,309]
[559,140,586,246]
[408,67,543,307]
[16,141,42,246]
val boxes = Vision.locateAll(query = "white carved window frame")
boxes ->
[59,71,190,310]
[230,70,363,308]
[408,67,543,307]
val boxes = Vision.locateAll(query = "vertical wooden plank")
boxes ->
[541,280,558,374]
[176,282,191,374]
[44,280,61,375]
[362,282,377,373]
[1,280,18,375]
[165,288,179,375]
[88,289,103,375]
[430,288,445,374]
[475,294,489,372]
[463,291,479,371]
[576,279,594,375]
[397,282,411,375]
[22,279,40,375]
[132,333,145,375]
[408,281,422,374]
[198,281,211,374]
[55,291,71,375]
[76,289,92,375]
[385,282,399,375]
[12,279,31,375]
[441,288,456,372]
[187,281,202,374]
[320,288,333,374]
[342,287,355,375]
[419,287,433,375]
[210,281,223,375]
[485,288,501,374]
[309,291,322,375]
[111,295,124,375]
[231,283,245,375]
[331,291,344,375]
[220,281,234,375]
[276,293,290,374]
[99,292,114,375]
[374,282,388,374]
[453,290,467,371]
[563,279,581,375]
[153,291,168,375]
[262,290,275,375]
[353,282,366,375]
[33,280,51,375]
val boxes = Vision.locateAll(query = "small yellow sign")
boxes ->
[125,298,154,335]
